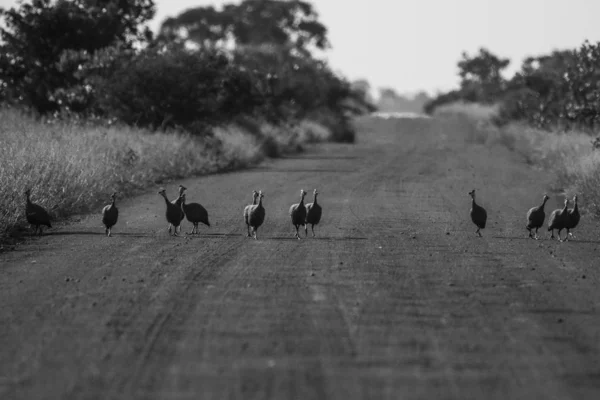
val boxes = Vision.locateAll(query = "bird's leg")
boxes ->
[534,227,539,240]
[247,224,251,237]
[253,228,257,240]
[527,227,532,239]
[564,229,570,241]
[312,225,316,237]
[305,224,308,237]
[168,224,172,235]
[558,229,564,242]
[550,229,555,240]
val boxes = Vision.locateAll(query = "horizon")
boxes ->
[2,0,600,97]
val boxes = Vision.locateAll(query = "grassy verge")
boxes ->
[0,108,332,243]
[434,102,600,217]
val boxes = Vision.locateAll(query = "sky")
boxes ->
[2,0,600,97]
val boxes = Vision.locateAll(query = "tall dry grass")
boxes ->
[434,101,600,216]
[0,108,332,239]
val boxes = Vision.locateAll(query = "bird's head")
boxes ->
[313,189,319,195]
[178,185,187,195]
[543,193,549,201]
[158,188,166,195]
[468,189,475,199]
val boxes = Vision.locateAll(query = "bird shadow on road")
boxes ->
[47,231,154,238]
[493,235,600,245]
[267,236,368,241]
[491,236,534,241]
[183,233,243,238]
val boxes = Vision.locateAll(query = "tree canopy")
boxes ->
[157,0,328,56]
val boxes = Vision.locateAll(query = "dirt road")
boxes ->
[2,116,600,400]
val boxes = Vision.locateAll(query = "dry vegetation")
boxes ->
[435,102,600,217]
[0,108,331,240]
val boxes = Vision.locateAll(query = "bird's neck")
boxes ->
[313,194,318,205]
[541,198,548,209]
[161,193,170,204]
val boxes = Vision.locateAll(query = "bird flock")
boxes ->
[22,186,322,240]
[22,187,580,242]
[469,189,580,242]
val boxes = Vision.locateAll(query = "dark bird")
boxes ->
[547,197,569,242]
[181,193,210,234]
[565,194,580,240]
[468,189,487,237]
[247,191,265,239]
[158,188,183,236]
[173,185,187,229]
[526,193,549,240]
[101,192,119,237]
[305,189,322,237]
[244,190,259,237]
[24,189,52,236]
[289,189,307,239]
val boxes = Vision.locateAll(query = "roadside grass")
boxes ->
[435,101,600,217]
[0,108,332,242]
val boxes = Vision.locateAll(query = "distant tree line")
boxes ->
[424,42,600,130]
[0,0,375,141]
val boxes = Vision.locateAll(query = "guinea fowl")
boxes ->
[244,190,259,237]
[24,189,52,236]
[565,194,580,240]
[247,191,265,239]
[305,189,322,237]
[468,189,487,237]
[172,185,187,229]
[289,189,307,239]
[158,188,183,236]
[547,197,569,241]
[526,193,549,240]
[101,192,119,237]
[180,193,210,234]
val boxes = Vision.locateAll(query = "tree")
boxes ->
[0,0,155,112]
[157,0,329,57]
[457,48,510,102]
